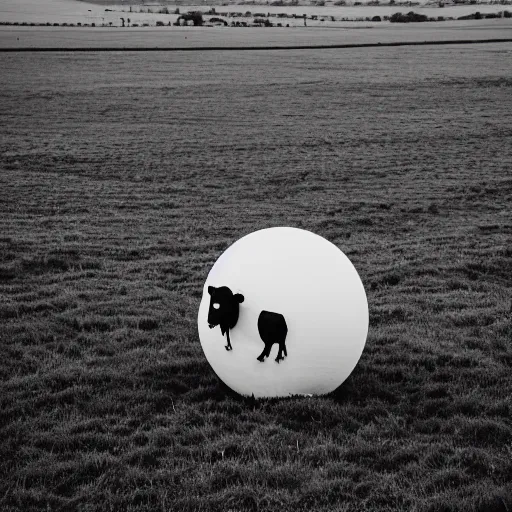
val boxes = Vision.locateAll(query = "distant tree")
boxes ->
[120,17,125,27]
[175,12,204,26]
[189,12,204,25]
[390,10,428,21]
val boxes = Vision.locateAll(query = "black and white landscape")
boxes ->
[1,3,511,511]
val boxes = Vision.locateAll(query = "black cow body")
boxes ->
[257,311,288,363]
[206,285,288,362]
[207,286,244,351]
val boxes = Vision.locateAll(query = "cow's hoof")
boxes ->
[225,346,232,351]
[257,356,265,362]
[275,357,284,363]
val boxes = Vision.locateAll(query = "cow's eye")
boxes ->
[213,303,220,310]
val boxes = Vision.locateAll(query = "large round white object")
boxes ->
[197,227,368,398]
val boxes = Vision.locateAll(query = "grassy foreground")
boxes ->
[0,45,511,511]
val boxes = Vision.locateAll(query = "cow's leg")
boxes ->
[225,330,232,351]
[283,344,287,357]
[275,343,285,363]
[257,343,272,362]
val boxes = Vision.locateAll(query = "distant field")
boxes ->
[0,0,510,27]
[1,19,512,49]
[1,44,512,511]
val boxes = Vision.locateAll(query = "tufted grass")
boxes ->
[0,45,511,511]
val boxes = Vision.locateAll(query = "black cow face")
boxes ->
[207,286,244,336]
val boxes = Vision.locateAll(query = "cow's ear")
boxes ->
[234,293,244,304]
[208,286,215,296]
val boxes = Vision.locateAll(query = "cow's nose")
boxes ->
[208,324,214,329]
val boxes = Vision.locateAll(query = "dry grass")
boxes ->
[0,44,511,511]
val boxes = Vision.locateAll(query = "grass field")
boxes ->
[2,20,512,50]
[1,44,511,511]
[1,0,510,31]
[1,0,509,25]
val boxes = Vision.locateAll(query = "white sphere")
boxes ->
[197,227,369,398]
